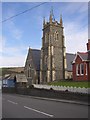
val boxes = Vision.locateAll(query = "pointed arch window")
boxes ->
[85,63,87,75]
[54,31,59,41]
[76,64,80,76]
[56,32,59,40]
[80,63,84,75]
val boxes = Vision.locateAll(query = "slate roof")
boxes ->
[66,53,75,71]
[77,52,88,60]
[16,74,27,82]
[2,74,15,80]
[31,49,75,72]
[32,49,41,71]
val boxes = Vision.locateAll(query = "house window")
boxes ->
[76,64,80,75]
[80,63,84,75]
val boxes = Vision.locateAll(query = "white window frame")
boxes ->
[80,63,84,76]
[76,64,80,76]
[86,63,87,75]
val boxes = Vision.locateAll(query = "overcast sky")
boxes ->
[0,2,89,67]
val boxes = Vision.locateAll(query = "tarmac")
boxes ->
[12,93,89,106]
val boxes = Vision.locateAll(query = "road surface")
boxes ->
[2,93,88,118]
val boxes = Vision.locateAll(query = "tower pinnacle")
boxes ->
[60,14,63,26]
[43,17,45,27]
[49,9,53,23]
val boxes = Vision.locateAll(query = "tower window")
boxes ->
[56,33,59,40]
[54,31,58,41]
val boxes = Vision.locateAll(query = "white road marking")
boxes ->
[7,100,18,105]
[24,106,54,117]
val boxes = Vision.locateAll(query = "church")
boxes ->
[24,11,75,85]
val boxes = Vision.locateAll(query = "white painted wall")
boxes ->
[33,84,90,94]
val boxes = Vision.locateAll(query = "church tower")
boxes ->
[40,10,66,83]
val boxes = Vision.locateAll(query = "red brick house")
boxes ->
[72,39,90,81]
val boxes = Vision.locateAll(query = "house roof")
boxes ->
[16,74,27,83]
[72,52,88,64]
[77,52,88,60]
[30,49,75,72]
[2,74,15,80]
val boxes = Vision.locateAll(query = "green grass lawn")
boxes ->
[48,81,89,88]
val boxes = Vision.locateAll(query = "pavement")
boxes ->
[2,93,89,118]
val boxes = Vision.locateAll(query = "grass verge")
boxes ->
[48,81,89,88]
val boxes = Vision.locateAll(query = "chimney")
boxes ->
[87,39,90,51]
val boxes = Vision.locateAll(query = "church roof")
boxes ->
[31,49,41,71]
[31,49,75,72]
[66,53,75,71]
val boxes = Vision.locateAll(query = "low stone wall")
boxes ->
[2,87,89,102]
[33,84,90,94]
[2,87,16,93]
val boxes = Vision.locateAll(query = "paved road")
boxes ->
[0,93,2,120]
[2,93,88,118]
